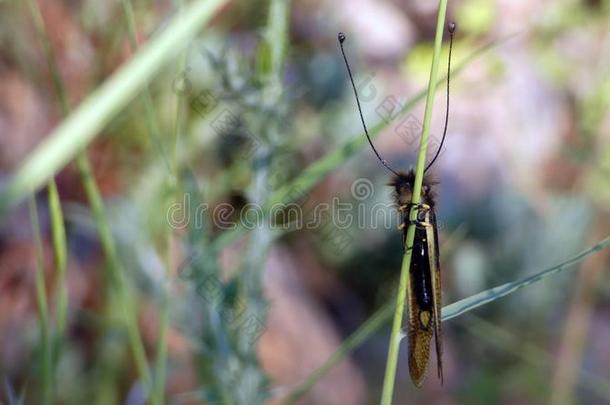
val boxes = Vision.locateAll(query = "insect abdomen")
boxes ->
[410,226,434,312]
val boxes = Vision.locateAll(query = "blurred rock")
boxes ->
[332,0,415,61]
[0,72,50,169]
[0,238,49,373]
[260,245,367,405]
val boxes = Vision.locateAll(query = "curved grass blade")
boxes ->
[282,235,610,403]
[441,235,610,321]
[0,0,229,215]
[382,1,449,398]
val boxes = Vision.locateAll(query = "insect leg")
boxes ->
[406,219,433,229]
[399,202,431,212]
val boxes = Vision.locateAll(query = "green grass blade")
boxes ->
[117,1,177,402]
[75,153,157,401]
[47,180,68,367]
[260,0,290,83]
[0,0,229,215]
[381,1,448,402]
[441,236,610,321]
[282,235,610,402]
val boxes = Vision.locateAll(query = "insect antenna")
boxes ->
[338,32,400,177]
[424,22,456,173]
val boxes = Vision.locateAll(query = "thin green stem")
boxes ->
[29,196,52,405]
[25,0,69,383]
[245,0,290,281]
[47,180,68,367]
[75,154,155,401]
[151,0,186,399]
[380,1,449,403]
[120,0,171,173]
[155,242,172,405]
[119,0,172,400]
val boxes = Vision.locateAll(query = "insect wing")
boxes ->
[406,220,434,387]
[426,208,443,384]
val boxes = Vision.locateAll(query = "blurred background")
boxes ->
[1,0,610,404]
